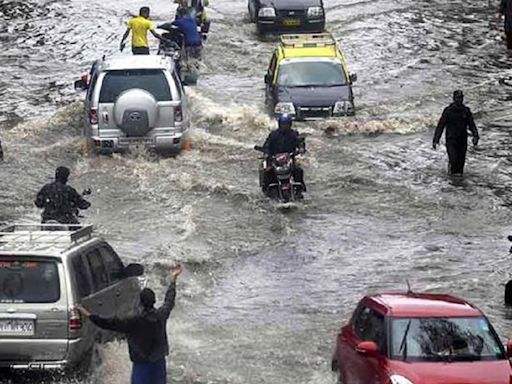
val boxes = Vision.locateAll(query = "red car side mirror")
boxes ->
[356,341,378,355]
[506,339,512,359]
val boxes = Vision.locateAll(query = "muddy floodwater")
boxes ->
[1,0,512,383]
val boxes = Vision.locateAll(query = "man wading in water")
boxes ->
[77,264,183,384]
[498,0,512,49]
[433,90,479,177]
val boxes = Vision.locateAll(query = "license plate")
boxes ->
[0,319,35,336]
[283,18,301,26]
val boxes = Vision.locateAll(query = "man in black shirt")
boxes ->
[78,264,183,384]
[34,166,91,224]
[433,90,479,176]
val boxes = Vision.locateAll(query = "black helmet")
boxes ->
[277,114,293,129]
[140,288,156,309]
[453,90,464,103]
[55,166,70,183]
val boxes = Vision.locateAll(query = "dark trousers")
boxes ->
[446,139,467,175]
[131,359,166,384]
[506,31,512,49]
[132,47,150,55]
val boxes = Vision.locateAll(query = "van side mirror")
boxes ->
[506,339,512,359]
[124,263,144,277]
[264,74,272,84]
[350,73,358,83]
[355,341,378,356]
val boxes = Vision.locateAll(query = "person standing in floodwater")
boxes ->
[498,0,512,49]
[433,90,479,177]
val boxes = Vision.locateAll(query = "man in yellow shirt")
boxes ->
[120,7,165,55]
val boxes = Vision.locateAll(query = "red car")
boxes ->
[332,292,512,384]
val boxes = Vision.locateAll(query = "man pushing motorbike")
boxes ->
[259,114,306,198]
[34,166,91,225]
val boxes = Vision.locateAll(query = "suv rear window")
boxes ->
[0,259,60,303]
[99,69,172,102]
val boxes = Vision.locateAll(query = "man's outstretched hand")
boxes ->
[472,137,479,147]
[76,305,91,318]
[170,264,183,282]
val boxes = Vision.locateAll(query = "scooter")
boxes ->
[157,23,201,85]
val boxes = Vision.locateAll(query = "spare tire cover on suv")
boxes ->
[113,89,159,137]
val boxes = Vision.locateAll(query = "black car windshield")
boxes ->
[99,69,171,102]
[277,61,346,87]
[0,259,60,303]
[391,317,505,362]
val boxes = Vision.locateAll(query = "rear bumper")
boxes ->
[0,338,85,370]
[257,17,324,34]
[91,133,184,153]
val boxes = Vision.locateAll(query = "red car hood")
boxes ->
[388,360,512,384]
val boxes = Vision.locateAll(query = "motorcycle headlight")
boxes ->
[307,6,323,18]
[333,100,354,115]
[258,7,276,17]
[390,375,414,384]
[275,102,295,115]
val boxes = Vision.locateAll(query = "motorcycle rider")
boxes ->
[174,0,210,34]
[34,166,91,224]
[172,7,202,58]
[77,264,183,384]
[433,90,479,177]
[261,114,306,196]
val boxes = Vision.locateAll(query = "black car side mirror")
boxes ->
[254,145,264,152]
[124,263,144,277]
[74,78,88,91]
[350,73,358,83]
[264,74,272,84]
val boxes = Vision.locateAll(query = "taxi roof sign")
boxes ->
[280,33,337,49]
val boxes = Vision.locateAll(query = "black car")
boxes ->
[248,0,325,35]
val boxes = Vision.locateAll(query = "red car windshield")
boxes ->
[391,317,505,362]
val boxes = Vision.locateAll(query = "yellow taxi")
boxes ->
[264,32,357,119]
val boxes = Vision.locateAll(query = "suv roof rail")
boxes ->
[280,33,336,48]
[0,224,94,251]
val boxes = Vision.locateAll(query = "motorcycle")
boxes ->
[254,146,304,203]
[157,23,202,85]
[42,188,92,230]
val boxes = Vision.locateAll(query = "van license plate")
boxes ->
[283,18,301,26]
[0,319,34,336]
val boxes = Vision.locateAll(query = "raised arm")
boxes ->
[158,264,183,320]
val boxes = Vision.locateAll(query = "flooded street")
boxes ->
[1,0,512,383]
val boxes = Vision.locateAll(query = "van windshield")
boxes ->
[99,69,172,102]
[0,259,60,303]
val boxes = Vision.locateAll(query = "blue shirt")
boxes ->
[173,17,202,47]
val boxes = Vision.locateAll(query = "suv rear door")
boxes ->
[97,69,179,136]
[0,256,69,363]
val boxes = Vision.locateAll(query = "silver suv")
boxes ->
[0,224,143,372]
[75,55,190,154]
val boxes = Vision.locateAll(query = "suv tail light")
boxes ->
[89,108,98,125]
[69,308,82,331]
[174,104,183,122]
